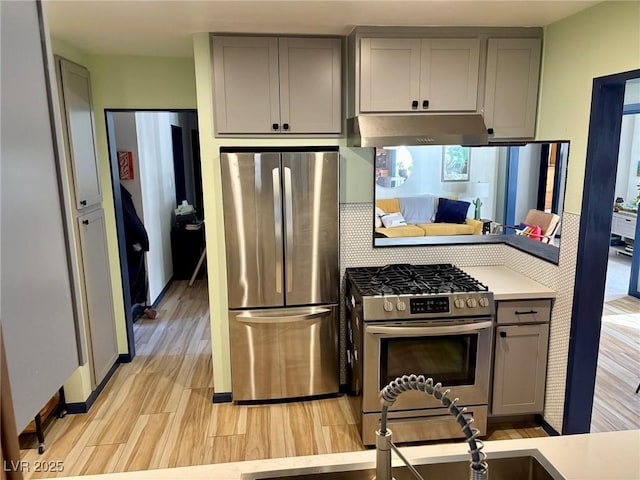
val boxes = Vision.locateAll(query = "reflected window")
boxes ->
[375,147,413,188]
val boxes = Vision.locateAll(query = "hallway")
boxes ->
[591,250,640,432]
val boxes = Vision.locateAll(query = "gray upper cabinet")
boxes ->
[360,37,480,112]
[212,36,280,135]
[212,36,342,135]
[483,38,542,140]
[57,57,102,209]
[278,38,342,134]
[77,208,118,387]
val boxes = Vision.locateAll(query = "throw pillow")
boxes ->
[380,212,407,228]
[434,198,471,224]
[518,223,543,241]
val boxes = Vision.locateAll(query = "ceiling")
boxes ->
[43,0,602,58]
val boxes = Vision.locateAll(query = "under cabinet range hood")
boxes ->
[347,114,489,147]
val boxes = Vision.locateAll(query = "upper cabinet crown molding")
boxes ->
[56,57,102,210]
[211,35,342,136]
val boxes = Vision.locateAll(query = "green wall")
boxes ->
[537,1,640,214]
[50,37,197,402]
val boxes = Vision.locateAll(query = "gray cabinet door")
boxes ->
[78,209,118,387]
[483,38,541,139]
[212,36,280,134]
[492,323,549,415]
[360,37,479,113]
[279,38,342,134]
[419,38,480,111]
[360,38,421,112]
[57,58,102,209]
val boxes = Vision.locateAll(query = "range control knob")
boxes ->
[466,298,478,308]
[454,298,465,309]
[383,299,394,312]
[396,300,406,311]
[478,297,489,308]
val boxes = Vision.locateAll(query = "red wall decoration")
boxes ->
[118,151,134,180]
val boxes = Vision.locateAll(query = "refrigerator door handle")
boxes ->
[236,307,331,324]
[283,166,294,293]
[272,167,283,294]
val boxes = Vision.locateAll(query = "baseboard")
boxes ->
[118,353,132,363]
[212,392,232,403]
[536,414,561,436]
[152,277,173,308]
[65,358,121,414]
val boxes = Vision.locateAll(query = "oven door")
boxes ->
[363,320,493,413]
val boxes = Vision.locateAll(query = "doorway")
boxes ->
[105,109,204,358]
[564,69,640,434]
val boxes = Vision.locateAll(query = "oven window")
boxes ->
[380,334,477,387]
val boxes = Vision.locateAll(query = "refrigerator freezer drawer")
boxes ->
[229,305,339,401]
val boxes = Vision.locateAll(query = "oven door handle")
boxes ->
[365,320,493,337]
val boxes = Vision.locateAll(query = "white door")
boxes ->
[58,57,102,209]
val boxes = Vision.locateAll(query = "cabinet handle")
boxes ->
[411,100,419,109]
[82,220,89,225]
[500,331,507,338]
[487,128,494,135]
[282,123,289,131]
[272,123,279,130]
[515,310,538,315]
[422,100,429,109]
[80,200,87,206]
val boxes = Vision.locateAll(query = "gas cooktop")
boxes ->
[346,264,493,320]
[346,263,489,297]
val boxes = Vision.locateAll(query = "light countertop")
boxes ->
[52,430,639,479]
[462,265,556,300]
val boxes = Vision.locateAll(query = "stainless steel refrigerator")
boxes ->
[220,148,339,402]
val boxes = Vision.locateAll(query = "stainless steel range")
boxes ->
[345,263,494,446]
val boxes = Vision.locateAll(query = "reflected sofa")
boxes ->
[375,197,483,238]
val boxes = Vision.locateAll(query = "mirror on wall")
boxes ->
[373,141,569,261]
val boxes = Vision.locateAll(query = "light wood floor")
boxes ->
[591,295,640,432]
[19,280,548,478]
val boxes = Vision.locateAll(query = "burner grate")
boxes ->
[347,263,488,296]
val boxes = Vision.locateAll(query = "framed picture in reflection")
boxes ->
[442,146,470,182]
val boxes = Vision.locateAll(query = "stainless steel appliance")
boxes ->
[220,148,339,402]
[345,264,494,445]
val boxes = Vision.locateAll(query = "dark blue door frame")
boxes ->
[564,68,640,434]
[504,146,519,228]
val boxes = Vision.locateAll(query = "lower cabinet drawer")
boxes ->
[612,214,636,239]
[496,299,552,324]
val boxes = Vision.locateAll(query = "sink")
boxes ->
[243,450,565,480]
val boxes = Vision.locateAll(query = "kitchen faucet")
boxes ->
[376,374,488,480]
